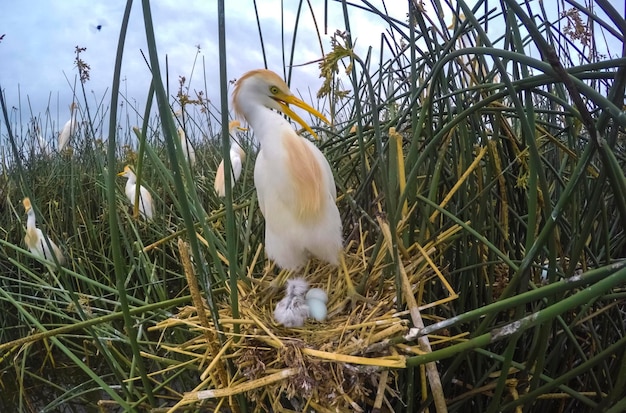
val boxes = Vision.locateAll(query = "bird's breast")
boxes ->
[24,227,41,249]
[256,132,326,222]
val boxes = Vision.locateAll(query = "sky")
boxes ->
[2,1,621,148]
[0,0,417,144]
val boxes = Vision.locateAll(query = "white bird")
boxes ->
[33,124,50,156]
[214,120,247,197]
[117,165,154,220]
[178,127,196,167]
[274,278,310,327]
[232,69,343,271]
[58,102,77,152]
[22,197,65,271]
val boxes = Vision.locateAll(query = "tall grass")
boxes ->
[1,0,626,411]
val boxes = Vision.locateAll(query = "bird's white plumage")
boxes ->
[58,102,77,152]
[178,128,196,167]
[34,124,50,155]
[274,278,309,327]
[23,197,65,270]
[118,166,154,220]
[232,69,342,271]
[214,121,247,197]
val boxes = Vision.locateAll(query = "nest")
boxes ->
[149,220,462,412]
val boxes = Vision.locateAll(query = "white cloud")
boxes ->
[0,1,411,140]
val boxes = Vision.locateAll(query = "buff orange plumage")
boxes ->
[214,120,247,197]
[22,197,65,271]
[231,69,342,271]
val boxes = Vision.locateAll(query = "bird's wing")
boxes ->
[303,138,337,200]
[140,186,154,219]
[231,155,243,182]
[24,227,41,250]
[282,133,324,221]
[46,238,65,265]
[58,120,73,151]
[214,160,226,197]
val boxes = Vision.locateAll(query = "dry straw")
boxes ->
[150,219,463,411]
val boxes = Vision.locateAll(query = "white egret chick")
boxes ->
[214,120,247,197]
[232,69,342,271]
[178,128,196,167]
[22,197,65,270]
[274,278,309,327]
[58,102,77,152]
[118,165,154,220]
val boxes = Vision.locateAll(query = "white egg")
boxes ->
[305,288,328,303]
[307,298,327,322]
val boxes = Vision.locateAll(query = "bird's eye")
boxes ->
[269,86,280,95]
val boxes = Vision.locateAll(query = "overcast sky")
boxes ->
[0,0,417,144]
[3,1,620,148]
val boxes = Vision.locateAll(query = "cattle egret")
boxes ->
[22,197,65,270]
[58,102,77,152]
[232,69,346,275]
[33,124,50,155]
[214,120,247,197]
[178,128,196,167]
[118,165,154,220]
[232,69,342,269]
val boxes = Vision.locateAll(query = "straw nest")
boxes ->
[149,219,462,412]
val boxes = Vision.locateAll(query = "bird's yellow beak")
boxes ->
[228,120,249,133]
[117,166,130,176]
[273,94,330,140]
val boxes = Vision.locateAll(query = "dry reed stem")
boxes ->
[178,238,229,390]
[378,216,448,413]
[301,348,405,368]
[373,369,390,410]
[189,368,299,400]
[149,210,462,410]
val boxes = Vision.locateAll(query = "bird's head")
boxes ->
[117,165,134,178]
[228,120,248,133]
[232,69,330,139]
[22,197,32,213]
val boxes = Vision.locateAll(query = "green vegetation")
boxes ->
[1,1,625,412]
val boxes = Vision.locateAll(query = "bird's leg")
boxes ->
[258,266,292,306]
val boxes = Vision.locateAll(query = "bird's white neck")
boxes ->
[27,210,37,229]
[240,103,291,146]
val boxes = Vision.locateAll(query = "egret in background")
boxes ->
[178,128,196,167]
[22,197,65,270]
[33,123,50,156]
[214,120,247,197]
[118,165,154,220]
[58,102,77,152]
[232,69,352,295]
